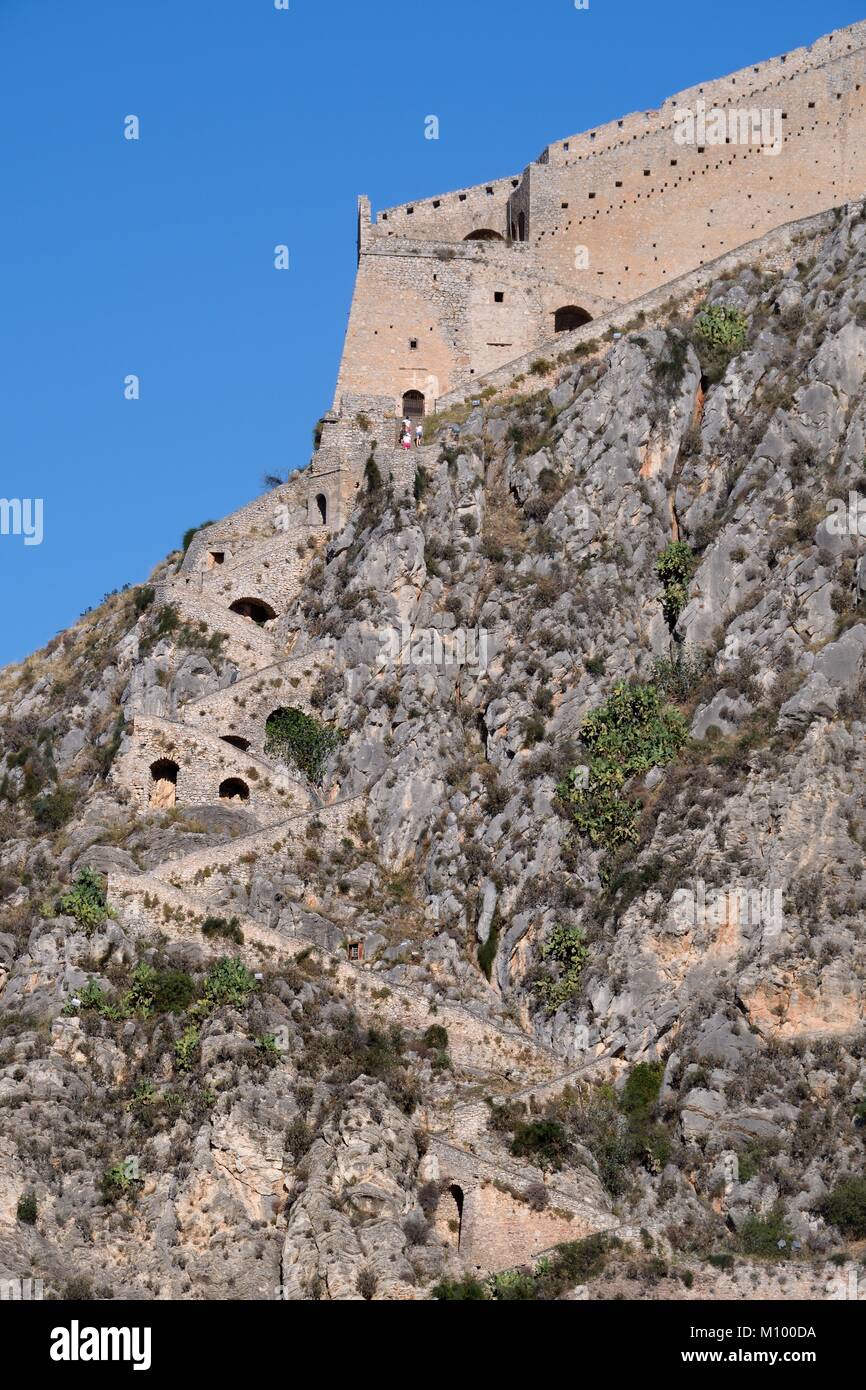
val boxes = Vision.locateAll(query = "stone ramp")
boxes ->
[150,795,365,893]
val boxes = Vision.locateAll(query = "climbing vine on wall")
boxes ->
[264,707,345,786]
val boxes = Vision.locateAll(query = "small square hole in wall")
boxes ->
[409,338,418,350]
[432,199,441,208]
[494,291,504,302]
[459,193,466,201]
[615,180,623,187]
[486,185,493,195]
[670,159,678,166]
[561,201,569,209]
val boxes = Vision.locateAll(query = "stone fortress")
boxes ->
[333,19,866,418]
[104,20,866,1279]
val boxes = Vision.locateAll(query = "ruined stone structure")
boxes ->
[333,20,866,419]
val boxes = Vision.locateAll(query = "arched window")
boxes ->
[229,597,277,626]
[220,735,250,751]
[219,777,250,803]
[463,228,504,241]
[315,494,327,525]
[554,305,593,333]
[149,758,179,809]
[401,390,425,423]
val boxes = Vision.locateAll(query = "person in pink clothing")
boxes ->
[401,430,412,449]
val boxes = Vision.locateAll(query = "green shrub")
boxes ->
[264,707,345,786]
[101,1160,142,1204]
[16,1192,37,1225]
[620,1061,664,1119]
[201,915,244,945]
[558,682,688,850]
[432,1276,490,1300]
[33,783,77,830]
[201,956,258,1010]
[655,541,697,630]
[694,303,748,355]
[510,1118,571,1171]
[56,868,110,933]
[174,1026,200,1072]
[820,1178,866,1238]
[535,923,589,1014]
[739,1210,793,1259]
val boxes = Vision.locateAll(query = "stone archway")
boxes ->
[401,390,425,424]
[554,304,593,333]
[228,597,277,626]
[464,229,504,241]
[448,1184,465,1250]
[315,493,327,525]
[219,777,250,803]
[220,735,250,751]
[149,758,179,809]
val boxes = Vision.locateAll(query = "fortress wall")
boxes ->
[334,23,866,413]
[423,1140,611,1272]
[333,237,615,408]
[526,52,866,304]
[374,172,519,243]
[181,467,343,576]
[107,872,565,1083]
[434,203,838,410]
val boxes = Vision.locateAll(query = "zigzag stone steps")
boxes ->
[107,870,562,1083]
[157,584,277,670]
[180,647,335,748]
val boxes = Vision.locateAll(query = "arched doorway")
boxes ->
[219,777,250,803]
[149,758,179,809]
[315,494,327,525]
[220,735,250,751]
[229,597,277,626]
[554,305,593,333]
[448,1184,465,1249]
[401,390,425,424]
[464,229,504,241]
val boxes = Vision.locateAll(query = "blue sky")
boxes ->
[0,0,862,666]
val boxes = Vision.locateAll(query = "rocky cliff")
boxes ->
[3,202,866,1301]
